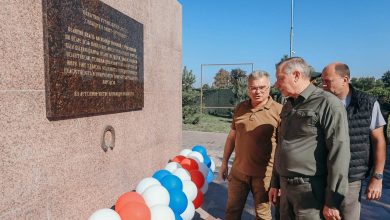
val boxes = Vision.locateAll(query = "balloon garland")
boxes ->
[89,145,216,220]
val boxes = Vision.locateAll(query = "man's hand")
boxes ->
[219,129,235,181]
[365,177,382,200]
[268,187,279,206]
[323,206,341,220]
[219,162,228,181]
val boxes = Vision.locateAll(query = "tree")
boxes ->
[375,79,384,88]
[368,87,390,98]
[270,86,280,99]
[230,68,247,87]
[230,68,247,106]
[350,77,376,91]
[226,77,248,117]
[350,77,359,88]
[182,66,200,124]
[212,68,231,89]
[381,70,390,88]
[202,84,211,90]
[231,77,248,106]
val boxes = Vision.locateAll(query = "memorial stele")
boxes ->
[43,0,144,120]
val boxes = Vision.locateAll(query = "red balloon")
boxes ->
[115,192,145,213]
[189,170,205,189]
[172,155,185,163]
[117,201,151,220]
[180,158,199,171]
[193,189,204,209]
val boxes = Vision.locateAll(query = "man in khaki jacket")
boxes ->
[220,70,282,220]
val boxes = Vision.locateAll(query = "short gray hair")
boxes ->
[277,57,311,78]
[247,70,271,86]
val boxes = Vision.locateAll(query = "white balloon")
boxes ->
[150,205,175,220]
[201,181,208,194]
[188,155,200,164]
[180,199,195,220]
[165,162,182,172]
[197,161,209,178]
[136,177,161,194]
[210,157,216,172]
[182,180,198,202]
[188,151,204,163]
[142,185,170,207]
[173,168,191,181]
[179,149,192,157]
[88,208,121,220]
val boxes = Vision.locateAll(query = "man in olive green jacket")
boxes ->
[269,57,350,220]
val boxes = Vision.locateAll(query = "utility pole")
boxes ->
[290,0,295,57]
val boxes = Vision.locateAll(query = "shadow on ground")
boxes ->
[193,177,254,220]
[193,175,255,220]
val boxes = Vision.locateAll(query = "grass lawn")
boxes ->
[183,114,231,133]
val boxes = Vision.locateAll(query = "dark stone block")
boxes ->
[42,0,144,120]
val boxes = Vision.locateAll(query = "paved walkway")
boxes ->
[182,130,390,220]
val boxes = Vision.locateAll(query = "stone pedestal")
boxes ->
[0,0,182,219]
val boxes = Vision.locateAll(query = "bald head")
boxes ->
[322,62,350,78]
[321,62,350,99]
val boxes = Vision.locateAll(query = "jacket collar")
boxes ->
[348,84,360,107]
[288,84,316,106]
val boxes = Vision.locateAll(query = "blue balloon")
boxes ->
[175,212,183,220]
[168,189,188,215]
[153,169,171,182]
[206,169,214,183]
[161,174,183,191]
[192,145,207,157]
[203,154,211,168]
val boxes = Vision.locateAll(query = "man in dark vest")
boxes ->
[322,62,386,220]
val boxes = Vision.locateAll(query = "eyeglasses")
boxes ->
[249,85,270,92]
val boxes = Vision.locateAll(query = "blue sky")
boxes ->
[178,0,390,87]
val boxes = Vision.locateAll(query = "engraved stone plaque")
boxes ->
[42,0,144,120]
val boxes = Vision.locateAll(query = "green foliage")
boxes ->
[182,66,200,124]
[350,77,377,91]
[227,77,248,117]
[182,66,196,90]
[375,79,384,88]
[231,77,248,106]
[183,105,200,124]
[202,84,211,90]
[381,70,390,87]
[230,68,247,87]
[350,70,390,106]
[270,86,280,100]
[367,87,390,98]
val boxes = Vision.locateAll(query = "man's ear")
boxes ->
[292,70,300,82]
[343,76,350,85]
